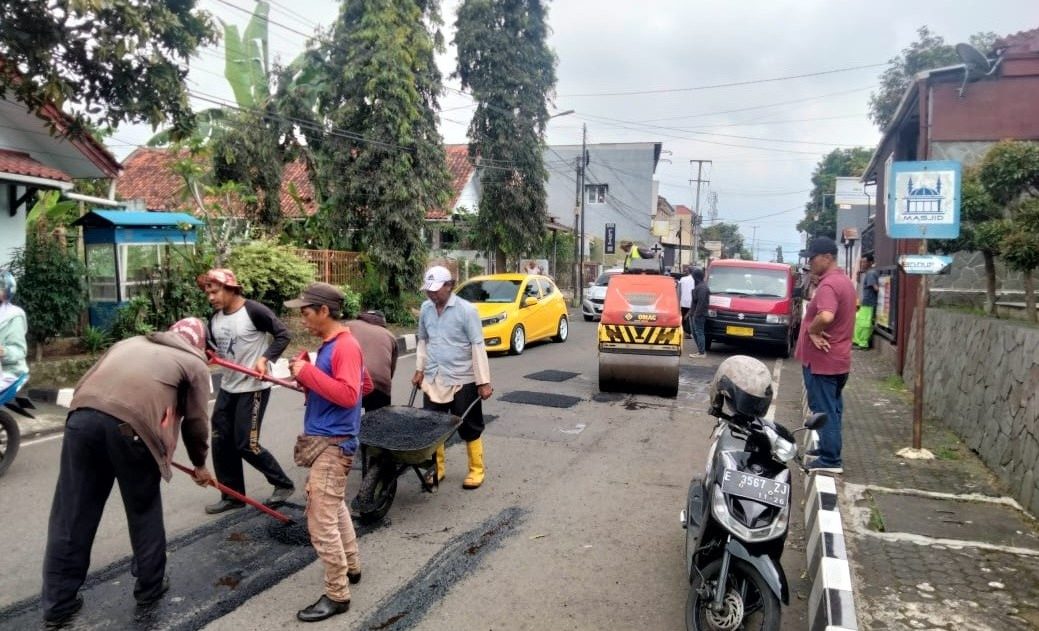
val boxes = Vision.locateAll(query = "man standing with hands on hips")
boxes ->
[412,265,493,489]
[795,237,857,474]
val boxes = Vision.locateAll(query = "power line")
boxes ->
[561,65,885,98]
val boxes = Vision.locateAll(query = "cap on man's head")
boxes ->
[196,268,241,290]
[284,282,344,310]
[806,236,838,258]
[420,265,453,291]
[169,317,207,351]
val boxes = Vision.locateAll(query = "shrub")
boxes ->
[8,235,86,358]
[340,284,363,320]
[80,325,111,354]
[110,296,155,340]
[227,240,315,314]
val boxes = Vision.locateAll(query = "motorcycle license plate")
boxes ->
[725,325,754,337]
[720,470,790,508]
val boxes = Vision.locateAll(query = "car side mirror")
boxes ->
[523,297,538,307]
[804,412,827,430]
[792,286,803,299]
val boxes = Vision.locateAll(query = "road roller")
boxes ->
[597,264,682,397]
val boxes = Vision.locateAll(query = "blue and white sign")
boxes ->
[886,160,961,239]
[898,255,954,275]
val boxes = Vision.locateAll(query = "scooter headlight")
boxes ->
[710,485,789,543]
[762,425,797,463]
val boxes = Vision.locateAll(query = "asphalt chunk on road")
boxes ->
[523,369,580,382]
[358,507,526,631]
[498,391,582,408]
[0,503,385,631]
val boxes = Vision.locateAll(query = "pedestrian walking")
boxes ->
[285,283,373,622]
[688,268,709,358]
[678,265,696,339]
[0,269,28,391]
[344,309,398,412]
[795,237,857,474]
[853,254,880,349]
[412,265,493,489]
[198,268,295,514]
[41,318,215,628]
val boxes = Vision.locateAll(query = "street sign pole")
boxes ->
[912,237,928,450]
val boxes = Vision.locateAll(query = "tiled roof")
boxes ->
[428,144,475,220]
[995,28,1039,54]
[0,148,72,183]
[116,148,316,218]
[674,204,693,216]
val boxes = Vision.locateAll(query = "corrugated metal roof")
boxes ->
[73,210,203,227]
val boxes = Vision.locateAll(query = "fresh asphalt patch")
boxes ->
[523,369,580,382]
[0,502,386,630]
[498,391,582,408]
[357,507,526,631]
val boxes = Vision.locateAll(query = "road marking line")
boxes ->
[21,433,64,447]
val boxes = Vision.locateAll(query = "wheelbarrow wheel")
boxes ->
[0,410,21,478]
[352,459,397,524]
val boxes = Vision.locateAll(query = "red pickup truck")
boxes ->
[704,259,802,357]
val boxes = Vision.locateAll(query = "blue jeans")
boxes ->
[692,315,706,354]
[802,366,848,467]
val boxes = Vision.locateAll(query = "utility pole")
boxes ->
[689,160,711,267]
[578,123,588,306]
[572,152,581,304]
[751,225,758,261]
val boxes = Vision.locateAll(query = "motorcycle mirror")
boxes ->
[804,412,828,430]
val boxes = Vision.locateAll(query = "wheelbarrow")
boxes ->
[350,387,480,524]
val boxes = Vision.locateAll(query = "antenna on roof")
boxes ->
[955,42,1003,97]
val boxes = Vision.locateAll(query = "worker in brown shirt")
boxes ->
[344,310,398,411]
[41,318,214,628]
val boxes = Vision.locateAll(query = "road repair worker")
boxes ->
[343,308,398,412]
[198,268,295,513]
[412,265,493,489]
[619,240,653,270]
[41,318,215,628]
[286,283,373,623]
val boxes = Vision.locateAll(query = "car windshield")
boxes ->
[456,279,522,303]
[708,267,789,298]
[594,272,619,286]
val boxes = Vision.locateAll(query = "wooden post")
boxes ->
[912,238,928,450]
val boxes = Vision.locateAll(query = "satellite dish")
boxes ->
[955,43,999,96]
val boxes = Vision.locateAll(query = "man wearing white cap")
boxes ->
[412,265,493,489]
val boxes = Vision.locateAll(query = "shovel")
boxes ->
[206,351,304,393]
[171,460,296,524]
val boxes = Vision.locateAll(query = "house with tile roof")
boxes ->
[0,94,122,267]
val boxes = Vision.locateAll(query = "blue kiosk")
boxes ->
[72,210,204,330]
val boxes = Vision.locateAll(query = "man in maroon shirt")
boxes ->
[795,236,857,474]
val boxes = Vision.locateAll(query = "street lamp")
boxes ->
[549,109,575,119]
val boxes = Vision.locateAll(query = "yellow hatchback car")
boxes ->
[454,273,569,355]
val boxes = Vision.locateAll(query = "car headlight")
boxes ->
[482,312,508,326]
[766,314,790,324]
[707,309,717,318]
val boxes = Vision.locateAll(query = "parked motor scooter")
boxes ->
[681,355,826,630]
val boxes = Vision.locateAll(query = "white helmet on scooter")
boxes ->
[708,355,774,420]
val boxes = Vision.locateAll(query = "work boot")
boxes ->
[135,575,170,606]
[297,595,350,622]
[463,438,485,489]
[265,486,294,506]
[205,499,245,514]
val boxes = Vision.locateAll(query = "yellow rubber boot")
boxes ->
[435,443,446,482]
[463,438,485,489]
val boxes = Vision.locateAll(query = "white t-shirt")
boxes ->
[678,274,696,309]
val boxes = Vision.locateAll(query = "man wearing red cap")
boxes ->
[41,318,215,628]
[198,268,294,513]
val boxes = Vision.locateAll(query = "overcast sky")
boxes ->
[112,0,1037,259]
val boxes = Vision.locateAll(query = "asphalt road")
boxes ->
[0,316,809,630]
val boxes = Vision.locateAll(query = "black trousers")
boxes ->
[681,307,692,335]
[211,389,293,498]
[423,382,485,442]
[362,389,391,413]
[42,409,166,620]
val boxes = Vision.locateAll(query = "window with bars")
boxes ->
[585,184,608,204]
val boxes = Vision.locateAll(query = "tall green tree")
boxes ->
[797,147,873,239]
[0,1,216,138]
[454,0,557,270]
[868,26,998,130]
[701,223,750,260]
[305,0,449,314]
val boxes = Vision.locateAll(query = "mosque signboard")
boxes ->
[886,160,961,239]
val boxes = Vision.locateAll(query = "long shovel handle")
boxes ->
[171,461,295,524]
[206,352,304,393]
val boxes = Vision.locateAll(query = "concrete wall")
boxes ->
[904,309,1039,515]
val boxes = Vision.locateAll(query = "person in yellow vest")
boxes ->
[619,240,646,270]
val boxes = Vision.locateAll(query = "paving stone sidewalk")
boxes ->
[822,348,1039,630]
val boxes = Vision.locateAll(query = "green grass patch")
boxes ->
[882,374,908,392]
[865,491,886,532]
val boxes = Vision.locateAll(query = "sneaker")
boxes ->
[265,486,294,506]
[806,461,843,474]
[804,448,820,457]
[205,499,245,514]
[689,352,705,358]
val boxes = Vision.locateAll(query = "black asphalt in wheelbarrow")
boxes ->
[359,406,462,453]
